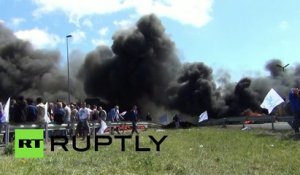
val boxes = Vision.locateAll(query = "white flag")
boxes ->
[260,88,284,114]
[120,111,127,116]
[1,97,10,123]
[198,111,208,123]
[97,120,108,135]
[44,102,51,123]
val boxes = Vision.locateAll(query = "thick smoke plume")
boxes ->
[166,63,225,116]
[79,14,181,110]
[0,23,84,102]
[80,15,300,118]
[222,59,300,116]
[79,14,226,117]
[223,78,261,116]
[1,14,300,119]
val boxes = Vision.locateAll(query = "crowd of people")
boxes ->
[0,96,143,140]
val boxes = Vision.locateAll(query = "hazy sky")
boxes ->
[1,0,300,81]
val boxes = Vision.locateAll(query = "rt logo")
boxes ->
[15,129,44,158]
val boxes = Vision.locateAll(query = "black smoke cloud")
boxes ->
[79,14,181,109]
[80,14,300,118]
[1,14,300,118]
[224,78,261,116]
[79,14,227,117]
[223,59,300,116]
[166,63,225,116]
[0,23,84,101]
[79,14,295,117]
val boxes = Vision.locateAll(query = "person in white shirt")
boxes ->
[70,104,78,137]
[76,103,90,140]
[86,104,92,117]
[36,97,46,124]
[63,102,71,123]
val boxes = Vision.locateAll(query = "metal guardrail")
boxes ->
[0,121,162,146]
[199,115,294,129]
[215,115,294,130]
[0,116,295,146]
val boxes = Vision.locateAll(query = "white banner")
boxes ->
[198,111,208,123]
[44,102,51,123]
[1,97,10,123]
[97,120,108,135]
[260,88,284,114]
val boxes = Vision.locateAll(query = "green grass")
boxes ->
[1,127,300,175]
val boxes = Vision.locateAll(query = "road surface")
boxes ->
[227,122,293,131]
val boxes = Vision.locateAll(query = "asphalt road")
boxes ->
[227,122,293,131]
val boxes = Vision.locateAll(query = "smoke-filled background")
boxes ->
[0,23,85,102]
[1,14,300,119]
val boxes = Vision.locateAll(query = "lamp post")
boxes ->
[66,34,72,104]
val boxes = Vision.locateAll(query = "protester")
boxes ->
[63,102,71,123]
[98,106,107,121]
[90,105,99,122]
[289,88,300,133]
[77,102,90,140]
[173,114,180,129]
[36,97,45,124]
[146,112,152,121]
[129,105,139,135]
[86,104,92,116]
[90,105,99,135]
[70,104,78,137]
[9,99,16,123]
[13,96,27,123]
[53,102,65,125]
[26,97,38,122]
[70,104,78,123]
[48,102,55,122]
[108,105,120,122]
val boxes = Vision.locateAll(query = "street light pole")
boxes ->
[66,34,72,104]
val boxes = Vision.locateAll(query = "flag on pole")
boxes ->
[1,97,10,123]
[159,114,168,125]
[260,88,284,114]
[44,102,51,123]
[97,120,108,135]
[198,111,208,123]
[120,111,127,116]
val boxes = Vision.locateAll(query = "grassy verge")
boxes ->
[1,127,300,175]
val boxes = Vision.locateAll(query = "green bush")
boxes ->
[3,142,14,155]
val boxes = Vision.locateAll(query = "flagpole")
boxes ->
[66,34,72,104]
[5,124,9,145]
[45,123,49,145]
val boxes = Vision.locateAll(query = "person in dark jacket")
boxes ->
[13,96,27,123]
[146,112,152,121]
[8,99,16,123]
[289,88,300,133]
[129,105,139,135]
[173,114,180,129]
[53,102,65,125]
[26,98,38,122]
